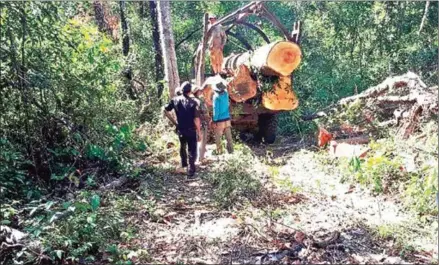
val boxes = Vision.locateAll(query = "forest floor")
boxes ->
[119,136,438,264]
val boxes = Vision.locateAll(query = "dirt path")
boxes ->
[130,138,437,264]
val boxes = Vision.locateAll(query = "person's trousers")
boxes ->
[198,128,208,161]
[214,121,233,154]
[210,48,223,74]
[179,132,197,175]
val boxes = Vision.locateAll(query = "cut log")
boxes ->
[222,52,251,74]
[222,40,301,76]
[227,64,257,102]
[262,76,299,111]
[250,41,301,76]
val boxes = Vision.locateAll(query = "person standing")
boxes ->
[212,79,233,154]
[163,82,201,178]
[193,86,210,164]
[207,13,227,75]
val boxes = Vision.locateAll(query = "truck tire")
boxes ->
[258,113,277,144]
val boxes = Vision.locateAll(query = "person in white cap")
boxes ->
[207,13,227,75]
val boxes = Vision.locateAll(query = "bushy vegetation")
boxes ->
[333,121,438,216]
[1,1,437,263]
[1,190,152,264]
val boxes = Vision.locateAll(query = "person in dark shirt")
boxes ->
[163,82,201,178]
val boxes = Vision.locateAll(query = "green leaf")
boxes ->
[55,250,63,259]
[1,220,11,225]
[90,194,100,211]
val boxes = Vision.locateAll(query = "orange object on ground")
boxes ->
[262,76,299,111]
[318,127,333,147]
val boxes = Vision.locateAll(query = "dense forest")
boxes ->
[1,1,438,264]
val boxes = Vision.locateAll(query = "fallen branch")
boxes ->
[99,176,128,191]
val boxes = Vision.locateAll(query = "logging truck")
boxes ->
[193,2,302,143]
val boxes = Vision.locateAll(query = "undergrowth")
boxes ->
[316,121,438,216]
[1,189,155,264]
[203,143,262,209]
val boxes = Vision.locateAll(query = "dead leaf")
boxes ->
[294,231,306,243]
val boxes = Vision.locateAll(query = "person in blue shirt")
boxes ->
[212,80,233,154]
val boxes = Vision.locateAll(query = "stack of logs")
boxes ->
[201,40,302,111]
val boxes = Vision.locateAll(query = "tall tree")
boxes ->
[119,0,129,56]
[148,1,164,100]
[119,0,137,100]
[157,1,179,98]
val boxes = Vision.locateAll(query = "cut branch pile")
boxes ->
[313,72,437,145]
[344,72,437,139]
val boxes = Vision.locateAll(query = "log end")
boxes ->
[262,76,299,111]
[266,41,302,76]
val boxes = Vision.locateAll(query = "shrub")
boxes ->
[204,150,262,208]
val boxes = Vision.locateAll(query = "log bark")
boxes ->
[157,1,179,98]
[401,104,423,139]
[222,41,301,77]
[119,1,129,56]
[148,1,164,100]
[93,0,119,40]
[339,72,427,105]
[227,64,257,102]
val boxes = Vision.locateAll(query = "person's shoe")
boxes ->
[186,172,198,181]
[176,167,187,174]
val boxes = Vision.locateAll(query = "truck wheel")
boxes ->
[258,114,277,144]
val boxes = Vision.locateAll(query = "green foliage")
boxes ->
[336,123,438,215]
[6,191,151,264]
[349,152,405,193]
[277,106,319,137]
[0,138,32,199]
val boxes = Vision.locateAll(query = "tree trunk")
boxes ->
[139,1,148,18]
[195,13,209,87]
[93,0,112,37]
[418,1,430,34]
[222,41,302,77]
[119,1,129,56]
[157,1,179,98]
[118,1,136,100]
[148,1,164,100]
[227,65,257,103]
